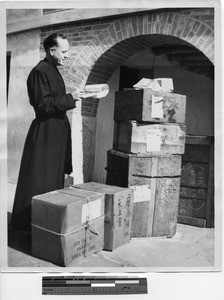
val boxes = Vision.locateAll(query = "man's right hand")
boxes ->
[72,90,84,101]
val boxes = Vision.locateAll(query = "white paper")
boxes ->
[156,78,174,92]
[81,198,102,223]
[133,78,154,90]
[77,84,109,99]
[146,128,161,152]
[164,125,184,146]
[151,95,164,118]
[133,78,173,92]
[84,84,108,92]
[131,185,151,203]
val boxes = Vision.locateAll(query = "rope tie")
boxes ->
[86,220,99,235]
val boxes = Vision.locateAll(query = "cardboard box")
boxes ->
[113,121,186,155]
[114,90,186,123]
[31,188,105,266]
[73,182,133,251]
[106,150,181,237]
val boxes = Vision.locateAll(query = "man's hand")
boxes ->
[64,174,73,188]
[72,89,84,101]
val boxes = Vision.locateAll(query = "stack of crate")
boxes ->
[106,87,187,238]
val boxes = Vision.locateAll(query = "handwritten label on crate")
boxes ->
[146,128,161,151]
[81,199,102,223]
[151,95,164,118]
[131,185,151,203]
[114,193,132,240]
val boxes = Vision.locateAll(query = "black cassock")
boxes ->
[11,58,76,231]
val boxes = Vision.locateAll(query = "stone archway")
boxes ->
[65,10,214,183]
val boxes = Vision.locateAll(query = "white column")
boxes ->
[71,100,84,184]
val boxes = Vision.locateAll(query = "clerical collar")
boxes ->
[43,57,63,78]
[44,57,57,67]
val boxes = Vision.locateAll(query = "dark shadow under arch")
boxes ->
[86,34,213,85]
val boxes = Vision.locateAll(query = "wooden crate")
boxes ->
[106,150,181,187]
[31,188,105,266]
[131,178,180,237]
[179,189,207,220]
[106,150,181,237]
[113,121,186,155]
[181,162,209,188]
[114,90,186,123]
[73,182,133,251]
[178,137,214,228]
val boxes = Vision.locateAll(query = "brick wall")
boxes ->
[40,18,116,117]
[40,8,214,118]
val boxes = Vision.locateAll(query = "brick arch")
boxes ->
[86,34,197,85]
[66,11,214,91]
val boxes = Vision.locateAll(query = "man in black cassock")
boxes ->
[10,33,82,232]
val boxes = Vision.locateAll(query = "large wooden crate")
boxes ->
[31,188,105,266]
[113,121,186,155]
[106,150,181,237]
[114,90,186,123]
[178,137,213,227]
[73,182,133,251]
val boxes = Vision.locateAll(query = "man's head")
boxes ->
[43,33,69,66]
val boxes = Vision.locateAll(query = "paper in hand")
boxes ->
[77,84,109,99]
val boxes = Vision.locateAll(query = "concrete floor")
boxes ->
[8,223,215,269]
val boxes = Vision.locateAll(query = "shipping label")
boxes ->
[131,185,151,203]
[146,128,161,151]
[81,198,102,223]
[151,95,164,118]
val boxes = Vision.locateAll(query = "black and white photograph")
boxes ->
[0,0,223,298]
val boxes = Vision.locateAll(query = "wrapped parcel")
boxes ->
[78,84,109,98]
[133,78,174,92]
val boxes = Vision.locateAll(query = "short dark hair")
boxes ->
[43,33,67,52]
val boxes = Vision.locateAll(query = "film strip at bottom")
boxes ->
[42,276,148,295]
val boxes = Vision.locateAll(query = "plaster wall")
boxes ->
[92,68,120,183]
[71,103,98,184]
[7,30,41,184]
[154,64,214,136]
[7,9,42,23]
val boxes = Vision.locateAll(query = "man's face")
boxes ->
[50,38,69,66]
